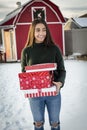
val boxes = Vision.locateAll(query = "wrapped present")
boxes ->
[23,86,57,98]
[18,63,57,98]
[18,71,53,89]
[25,63,57,72]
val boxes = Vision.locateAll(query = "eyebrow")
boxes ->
[35,27,46,30]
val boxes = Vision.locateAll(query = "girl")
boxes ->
[21,18,66,130]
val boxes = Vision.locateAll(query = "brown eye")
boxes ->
[43,28,46,32]
[35,28,40,32]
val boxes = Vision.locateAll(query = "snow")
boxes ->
[0,60,87,130]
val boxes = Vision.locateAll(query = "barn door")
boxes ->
[4,30,17,61]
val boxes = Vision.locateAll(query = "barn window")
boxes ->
[32,7,46,21]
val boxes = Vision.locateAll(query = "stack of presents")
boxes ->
[18,63,57,98]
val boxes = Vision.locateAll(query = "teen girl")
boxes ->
[21,18,66,130]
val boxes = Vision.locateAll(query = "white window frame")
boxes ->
[31,7,46,21]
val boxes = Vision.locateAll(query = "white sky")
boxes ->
[0,0,87,21]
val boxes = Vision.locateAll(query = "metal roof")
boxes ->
[0,7,22,25]
[64,18,81,30]
[73,18,87,27]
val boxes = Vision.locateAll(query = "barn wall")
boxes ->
[64,30,73,55]
[48,24,63,52]
[17,2,59,23]
[72,29,87,54]
[16,23,63,60]
[65,28,87,55]
[16,25,29,60]
[16,1,64,59]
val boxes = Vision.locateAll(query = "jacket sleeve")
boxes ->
[54,46,66,87]
[21,48,27,72]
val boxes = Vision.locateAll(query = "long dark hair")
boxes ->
[25,18,55,47]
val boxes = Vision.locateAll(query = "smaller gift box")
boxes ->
[25,63,57,72]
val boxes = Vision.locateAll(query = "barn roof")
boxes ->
[64,18,81,30]
[73,18,87,28]
[0,0,65,27]
[64,17,87,30]
[0,4,22,26]
[79,13,87,18]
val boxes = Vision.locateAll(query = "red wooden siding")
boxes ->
[48,24,63,52]
[1,17,15,26]
[16,25,30,59]
[16,2,60,23]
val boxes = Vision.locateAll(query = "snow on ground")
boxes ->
[0,60,87,130]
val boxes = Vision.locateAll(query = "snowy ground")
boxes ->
[0,60,87,130]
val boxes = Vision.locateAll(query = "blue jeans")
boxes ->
[29,92,61,130]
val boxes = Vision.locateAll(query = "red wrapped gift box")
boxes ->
[23,86,57,98]
[25,63,57,72]
[19,71,53,90]
[18,63,57,98]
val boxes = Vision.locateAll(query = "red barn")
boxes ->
[0,0,65,62]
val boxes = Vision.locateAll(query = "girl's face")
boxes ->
[34,23,46,43]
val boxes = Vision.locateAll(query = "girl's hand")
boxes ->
[53,81,62,95]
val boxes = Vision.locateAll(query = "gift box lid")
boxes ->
[25,63,57,72]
